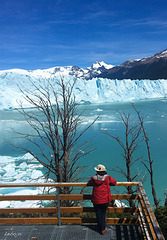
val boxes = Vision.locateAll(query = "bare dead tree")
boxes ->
[132,103,159,208]
[105,112,143,206]
[13,77,97,195]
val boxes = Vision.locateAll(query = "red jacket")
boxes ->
[87,174,117,204]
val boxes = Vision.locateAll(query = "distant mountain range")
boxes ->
[0,61,114,81]
[1,49,167,80]
[98,49,167,80]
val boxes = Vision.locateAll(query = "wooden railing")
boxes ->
[0,182,165,240]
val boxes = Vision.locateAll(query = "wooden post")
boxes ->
[57,187,61,226]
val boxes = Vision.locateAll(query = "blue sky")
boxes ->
[0,0,167,70]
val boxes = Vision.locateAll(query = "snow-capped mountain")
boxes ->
[99,49,167,80]
[0,61,114,81]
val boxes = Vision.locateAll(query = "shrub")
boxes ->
[154,206,167,239]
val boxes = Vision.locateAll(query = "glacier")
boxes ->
[0,69,167,109]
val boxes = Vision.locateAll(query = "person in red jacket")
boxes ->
[87,164,117,234]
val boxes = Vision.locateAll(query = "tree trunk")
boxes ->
[132,104,159,208]
[145,134,159,208]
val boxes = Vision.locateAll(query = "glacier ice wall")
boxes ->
[0,71,167,109]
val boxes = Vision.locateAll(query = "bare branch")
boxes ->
[132,103,159,208]
[12,77,97,198]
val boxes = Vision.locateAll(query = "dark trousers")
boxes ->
[93,203,109,231]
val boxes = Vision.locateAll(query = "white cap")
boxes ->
[94,164,106,172]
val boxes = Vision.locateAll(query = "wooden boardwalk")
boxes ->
[0,224,144,240]
[0,182,164,239]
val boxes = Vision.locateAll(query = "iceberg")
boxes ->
[0,154,44,183]
[0,153,55,208]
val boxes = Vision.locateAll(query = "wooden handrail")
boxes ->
[137,182,165,240]
[0,194,138,201]
[0,182,139,188]
[0,217,139,225]
[0,207,138,214]
[0,181,139,227]
[0,181,164,239]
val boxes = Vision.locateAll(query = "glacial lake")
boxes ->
[0,98,167,207]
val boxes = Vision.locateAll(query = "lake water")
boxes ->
[0,98,167,207]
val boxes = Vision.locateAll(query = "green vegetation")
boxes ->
[154,206,167,239]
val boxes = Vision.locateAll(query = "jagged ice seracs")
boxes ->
[0,70,167,109]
